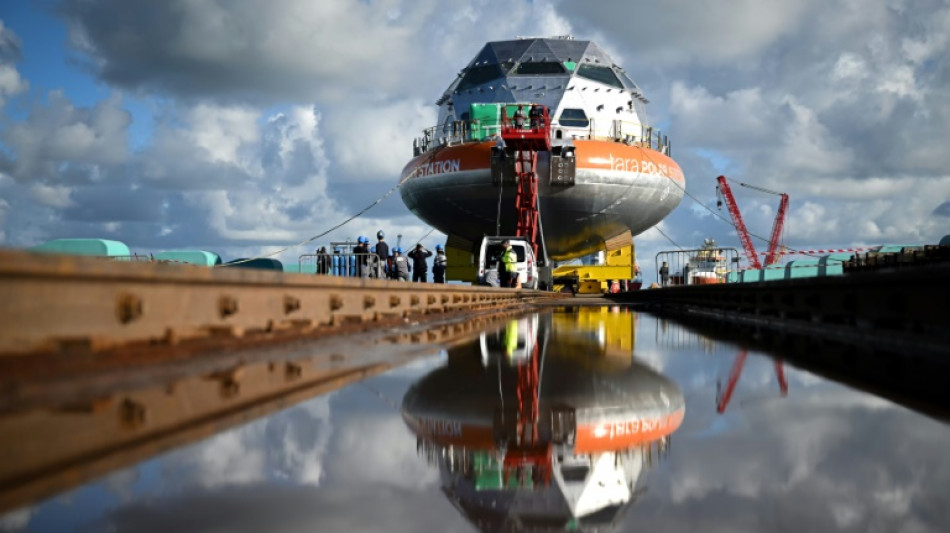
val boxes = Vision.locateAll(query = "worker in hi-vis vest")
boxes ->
[504,319,519,358]
[499,240,518,288]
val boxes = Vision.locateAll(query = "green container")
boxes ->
[470,103,500,140]
[469,103,533,140]
[475,469,503,491]
[30,238,130,257]
[726,271,740,283]
[154,250,222,266]
[473,451,503,491]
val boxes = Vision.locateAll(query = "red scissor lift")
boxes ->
[496,108,552,485]
[500,106,552,258]
[503,341,552,487]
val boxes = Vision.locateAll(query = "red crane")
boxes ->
[500,106,551,258]
[715,175,789,268]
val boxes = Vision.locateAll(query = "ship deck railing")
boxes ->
[413,117,671,156]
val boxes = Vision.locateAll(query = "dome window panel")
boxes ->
[457,64,504,91]
[514,61,567,75]
[576,64,624,89]
[558,108,589,128]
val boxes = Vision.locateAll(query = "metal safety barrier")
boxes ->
[299,252,385,278]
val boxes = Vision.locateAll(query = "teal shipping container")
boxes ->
[222,258,283,271]
[284,263,317,274]
[818,253,851,276]
[30,238,130,257]
[154,250,222,266]
[762,265,785,281]
[785,259,819,279]
[740,269,762,283]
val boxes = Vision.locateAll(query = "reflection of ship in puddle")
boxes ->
[402,308,685,532]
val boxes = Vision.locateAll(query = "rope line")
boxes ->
[495,171,504,237]
[359,382,401,412]
[411,227,437,247]
[654,225,685,251]
[217,147,445,267]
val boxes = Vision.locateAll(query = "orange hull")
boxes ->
[404,407,684,453]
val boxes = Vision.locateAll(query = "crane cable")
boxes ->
[636,145,843,263]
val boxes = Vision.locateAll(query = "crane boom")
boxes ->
[716,176,762,270]
[764,193,789,266]
[716,349,789,414]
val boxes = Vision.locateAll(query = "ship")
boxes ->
[402,310,684,531]
[400,36,685,266]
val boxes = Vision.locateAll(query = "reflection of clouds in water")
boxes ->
[382,353,446,377]
[267,396,333,485]
[102,467,140,503]
[632,315,948,531]
[162,394,333,488]
[636,383,950,532]
[633,347,666,373]
[182,429,268,488]
[0,507,33,532]
[327,415,437,490]
[103,485,470,533]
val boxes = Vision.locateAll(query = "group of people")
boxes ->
[313,231,447,283]
[512,104,545,131]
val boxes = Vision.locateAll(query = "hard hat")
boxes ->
[358,236,368,244]
[436,244,443,251]
[370,245,376,253]
[377,230,384,239]
[394,247,402,253]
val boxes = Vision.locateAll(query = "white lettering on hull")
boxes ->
[415,417,463,438]
[608,154,684,181]
[590,411,682,440]
[411,158,461,178]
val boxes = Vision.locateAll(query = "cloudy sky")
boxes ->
[1,0,948,274]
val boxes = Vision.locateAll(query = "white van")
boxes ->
[478,314,540,365]
[477,236,538,289]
